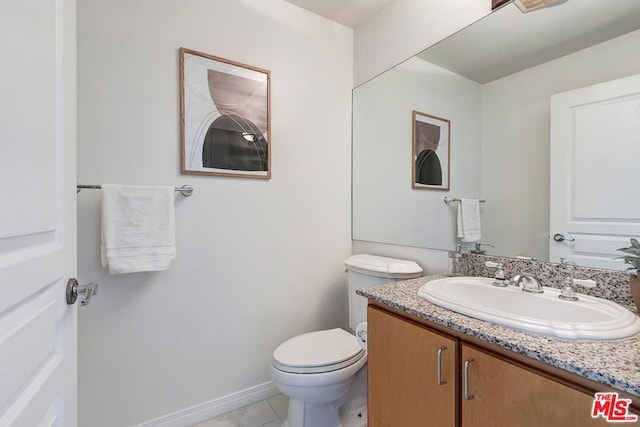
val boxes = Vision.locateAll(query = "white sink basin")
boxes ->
[417,277,640,340]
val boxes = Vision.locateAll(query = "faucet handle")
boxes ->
[559,258,577,279]
[560,261,596,290]
[456,244,470,253]
[450,244,470,259]
[485,261,507,287]
[560,257,576,268]
[557,260,596,301]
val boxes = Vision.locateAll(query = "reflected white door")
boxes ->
[0,0,77,426]
[550,73,640,269]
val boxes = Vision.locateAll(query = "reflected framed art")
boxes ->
[412,110,450,190]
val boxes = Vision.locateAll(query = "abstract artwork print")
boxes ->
[180,48,271,178]
[412,111,450,190]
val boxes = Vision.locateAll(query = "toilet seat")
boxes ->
[273,328,365,374]
[274,350,365,374]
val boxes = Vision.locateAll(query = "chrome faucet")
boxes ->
[511,259,544,293]
[514,273,544,294]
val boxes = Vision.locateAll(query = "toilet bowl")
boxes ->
[270,255,422,427]
[270,328,368,427]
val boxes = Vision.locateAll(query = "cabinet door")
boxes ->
[461,345,634,427]
[368,306,457,427]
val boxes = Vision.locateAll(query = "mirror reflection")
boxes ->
[352,0,640,267]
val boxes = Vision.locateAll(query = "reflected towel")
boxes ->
[457,199,481,243]
[101,184,176,274]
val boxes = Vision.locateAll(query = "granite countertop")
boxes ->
[357,274,640,396]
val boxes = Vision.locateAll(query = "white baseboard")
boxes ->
[134,381,279,427]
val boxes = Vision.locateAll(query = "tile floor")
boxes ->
[194,394,288,427]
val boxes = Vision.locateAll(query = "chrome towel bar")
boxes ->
[77,184,194,197]
[443,197,486,204]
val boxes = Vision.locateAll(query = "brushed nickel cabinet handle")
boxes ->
[464,358,475,400]
[436,346,447,385]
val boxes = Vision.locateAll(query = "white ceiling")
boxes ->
[282,0,392,28]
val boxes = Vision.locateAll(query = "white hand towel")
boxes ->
[101,184,176,274]
[457,198,481,243]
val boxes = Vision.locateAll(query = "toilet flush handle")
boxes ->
[356,328,367,343]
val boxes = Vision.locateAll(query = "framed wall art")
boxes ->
[180,47,271,178]
[412,110,450,190]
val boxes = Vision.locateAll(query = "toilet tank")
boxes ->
[344,254,423,331]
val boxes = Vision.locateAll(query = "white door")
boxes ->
[0,0,77,426]
[550,73,640,269]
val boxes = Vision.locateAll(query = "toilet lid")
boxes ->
[273,328,365,374]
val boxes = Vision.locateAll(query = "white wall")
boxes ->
[76,0,352,425]
[481,29,640,260]
[353,57,482,252]
[353,0,491,86]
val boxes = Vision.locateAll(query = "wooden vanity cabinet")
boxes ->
[368,306,457,427]
[368,305,638,427]
[461,344,612,427]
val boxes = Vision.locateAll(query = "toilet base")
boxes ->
[281,402,367,427]
[340,404,368,427]
[281,366,368,427]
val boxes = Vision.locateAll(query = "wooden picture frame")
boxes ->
[180,47,271,178]
[412,110,450,190]
[492,0,511,10]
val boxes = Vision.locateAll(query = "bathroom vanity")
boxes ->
[358,276,640,427]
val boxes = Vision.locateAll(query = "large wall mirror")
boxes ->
[352,0,640,268]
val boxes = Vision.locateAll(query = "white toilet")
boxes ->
[269,254,423,427]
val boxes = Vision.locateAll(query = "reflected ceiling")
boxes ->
[419,0,640,83]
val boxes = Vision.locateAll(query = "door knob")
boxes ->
[66,279,99,306]
[553,233,575,242]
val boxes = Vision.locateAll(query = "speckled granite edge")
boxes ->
[357,275,640,396]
